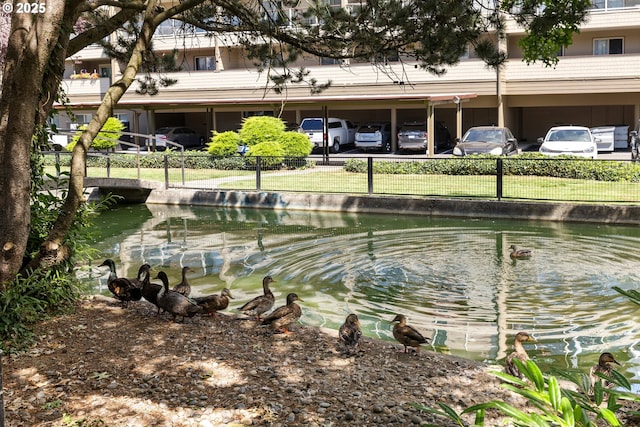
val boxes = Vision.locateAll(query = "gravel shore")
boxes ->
[0,296,602,426]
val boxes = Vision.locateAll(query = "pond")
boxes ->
[87,203,640,390]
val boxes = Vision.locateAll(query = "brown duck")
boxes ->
[238,275,275,320]
[155,271,203,322]
[509,245,532,259]
[339,313,363,351]
[589,352,621,394]
[194,288,233,317]
[99,259,142,308]
[261,292,303,334]
[391,314,429,354]
[505,331,535,378]
[172,266,193,297]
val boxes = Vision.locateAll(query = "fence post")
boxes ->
[496,157,503,200]
[164,155,169,189]
[181,149,185,185]
[256,156,262,191]
[55,152,60,178]
[367,157,373,195]
[106,153,111,178]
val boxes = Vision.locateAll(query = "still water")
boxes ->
[88,203,640,389]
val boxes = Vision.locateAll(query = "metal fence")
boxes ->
[44,152,640,204]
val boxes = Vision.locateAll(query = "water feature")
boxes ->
[87,203,640,390]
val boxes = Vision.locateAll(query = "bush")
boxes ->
[279,131,313,157]
[207,131,242,156]
[67,117,124,151]
[245,141,285,169]
[239,116,286,146]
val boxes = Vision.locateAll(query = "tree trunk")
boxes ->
[0,7,66,286]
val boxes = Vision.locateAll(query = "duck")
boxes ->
[193,288,234,317]
[589,352,621,394]
[391,314,430,354]
[509,245,532,259]
[172,266,193,297]
[505,331,535,379]
[131,263,152,288]
[261,292,303,334]
[98,259,142,308]
[155,271,203,322]
[138,264,163,315]
[339,313,363,352]
[238,275,275,320]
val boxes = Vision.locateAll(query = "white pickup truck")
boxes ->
[300,117,357,153]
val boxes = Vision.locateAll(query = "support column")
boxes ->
[390,107,398,152]
[426,102,435,158]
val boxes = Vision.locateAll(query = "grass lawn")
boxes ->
[45,166,640,204]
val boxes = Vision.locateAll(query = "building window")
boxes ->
[195,56,216,71]
[593,38,623,55]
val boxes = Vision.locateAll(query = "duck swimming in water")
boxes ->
[589,352,621,394]
[261,292,303,334]
[505,332,535,379]
[98,259,142,308]
[155,271,203,322]
[339,313,363,352]
[509,245,532,259]
[391,314,430,354]
[194,288,233,317]
[238,275,275,321]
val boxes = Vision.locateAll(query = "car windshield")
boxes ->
[401,124,425,133]
[547,129,591,142]
[463,129,503,143]
[301,119,324,131]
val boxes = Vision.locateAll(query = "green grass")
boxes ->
[45,166,640,204]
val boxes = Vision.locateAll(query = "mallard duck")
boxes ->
[194,288,234,317]
[172,266,193,297]
[339,313,362,351]
[505,331,535,378]
[137,264,163,315]
[391,314,429,354]
[130,263,151,288]
[509,245,532,259]
[98,259,142,308]
[261,292,303,334]
[238,275,275,320]
[155,271,203,322]
[589,352,621,394]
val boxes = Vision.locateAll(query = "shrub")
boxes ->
[245,141,285,169]
[279,131,313,157]
[67,117,124,151]
[207,131,242,156]
[239,116,286,146]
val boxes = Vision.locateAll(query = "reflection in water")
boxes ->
[89,204,640,390]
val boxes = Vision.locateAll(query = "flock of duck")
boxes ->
[98,256,621,393]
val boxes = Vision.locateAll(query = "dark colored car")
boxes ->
[397,121,452,154]
[154,126,204,150]
[453,126,518,156]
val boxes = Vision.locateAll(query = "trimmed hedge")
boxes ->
[343,153,640,182]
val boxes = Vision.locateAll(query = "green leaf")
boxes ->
[610,369,631,391]
[474,408,485,426]
[492,371,528,387]
[438,402,464,423]
[548,376,561,411]
[560,397,574,426]
[526,360,545,392]
[598,408,620,426]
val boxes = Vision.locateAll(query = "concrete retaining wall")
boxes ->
[144,188,640,225]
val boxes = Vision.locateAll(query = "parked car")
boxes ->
[630,121,640,161]
[397,121,452,154]
[538,125,598,159]
[453,126,519,156]
[300,117,357,153]
[154,126,204,150]
[355,122,392,152]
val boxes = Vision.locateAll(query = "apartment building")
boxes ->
[57,0,640,150]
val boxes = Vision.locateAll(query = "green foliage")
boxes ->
[415,358,639,427]
[0,270,86,352]
[343,155,640,183]
[67,117,125,151]
[279,131,313,158]
[245,141,285,169]
[239,116,286,146]
[207,131,242,156]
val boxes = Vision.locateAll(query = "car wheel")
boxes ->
[632,146,638,161]
[331,139,340,153]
